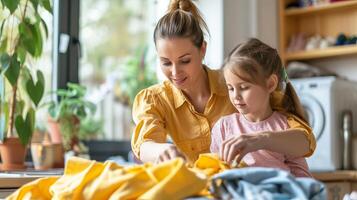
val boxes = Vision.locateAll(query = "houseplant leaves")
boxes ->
[2,0,20,14]
[15,108,35,146]
[26,70,45,106]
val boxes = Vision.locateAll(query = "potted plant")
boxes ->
[0,0,51,169]
[47,82,97,155]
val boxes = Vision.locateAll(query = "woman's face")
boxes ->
[156,37,206,90]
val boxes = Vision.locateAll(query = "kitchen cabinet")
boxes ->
[278,0,357,63]
[313,170,357,200]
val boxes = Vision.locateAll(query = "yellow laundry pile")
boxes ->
[7,153,244,200]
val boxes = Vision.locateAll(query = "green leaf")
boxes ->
[3,101,9,132]
[37,70,45,84]
[3,0,20,14]
[26,70,44,106]
[47,102,58,119]
[15,100,25,117]
[15,109,35,145]
[0,114,5,142]
[4,55,20,86]
[33,22,43,56]
[0,53,10,72]
[0,37,7,52]
[16,46,27,65]
[27,108,35,132]
[40,0,52,13]
[18,20,42,57]
[40,17,48,38]
[67,82,86,97]
[19,22,36,56]
[0,20,5,39]
[30,0,39,11]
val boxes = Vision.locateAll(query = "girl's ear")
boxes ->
[267,74,278,93]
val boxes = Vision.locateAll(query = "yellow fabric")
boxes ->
[7,156,208,200]
[192,153,247,197]
[6,177,59,200]
[132,67,316,162]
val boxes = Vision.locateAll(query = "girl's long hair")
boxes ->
[223,38,307,122]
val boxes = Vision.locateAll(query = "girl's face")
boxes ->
[224,69,277,122]
[156,37,206,90]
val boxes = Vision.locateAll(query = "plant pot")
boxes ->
[0,137,27,170]
[52,143,65,168]
[31,143,55,170]
[47,117,62,144]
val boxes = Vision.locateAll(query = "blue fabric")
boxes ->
[210,167,326,200]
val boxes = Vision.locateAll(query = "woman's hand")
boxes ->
[220,132,268,165]
[155,143,185,164]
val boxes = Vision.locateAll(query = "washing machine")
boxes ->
[291,76,357,171]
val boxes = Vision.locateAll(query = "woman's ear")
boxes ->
[267,74,278,93]
[200,41,207,60]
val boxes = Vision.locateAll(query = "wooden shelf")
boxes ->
[312,170,357,182]
[285,45,357,61]
[285,0,357,16]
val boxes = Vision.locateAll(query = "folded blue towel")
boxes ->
[210,167,326,200]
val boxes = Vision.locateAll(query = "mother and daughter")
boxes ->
[131,0,315,177]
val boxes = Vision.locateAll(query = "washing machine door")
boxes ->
[299,94,325,141]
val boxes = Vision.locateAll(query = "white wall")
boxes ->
[309,56,357,82]
[197,0,224,69]
[223,0,278,57]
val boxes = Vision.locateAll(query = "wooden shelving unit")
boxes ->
[285,45,357,61]
[279,0,357,63]
[285,0,357,16]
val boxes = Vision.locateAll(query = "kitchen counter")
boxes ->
[0,169,63,198]
[312,171,357,200]
[313,170,357,182]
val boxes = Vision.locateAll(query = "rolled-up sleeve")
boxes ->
[131,89,167,158]
[271,91,316,157]
[286,113,316,157]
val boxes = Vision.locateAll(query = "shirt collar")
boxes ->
[166,66,227,109]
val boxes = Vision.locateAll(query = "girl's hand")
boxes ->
[155,143,185,164]
[220,132,268,165]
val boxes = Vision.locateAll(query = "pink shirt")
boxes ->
[210,111,312,177]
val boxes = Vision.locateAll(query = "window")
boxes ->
[79,0,157,140]
[32,8,54,132]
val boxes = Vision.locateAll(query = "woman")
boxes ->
[131,0,315,164]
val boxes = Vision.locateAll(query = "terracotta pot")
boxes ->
[52,143,65,168]
[47,117,62,144]
[0,137,27,170]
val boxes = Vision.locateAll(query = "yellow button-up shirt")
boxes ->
[131,67,315,163]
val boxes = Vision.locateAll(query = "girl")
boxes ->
[210,38,311,177]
